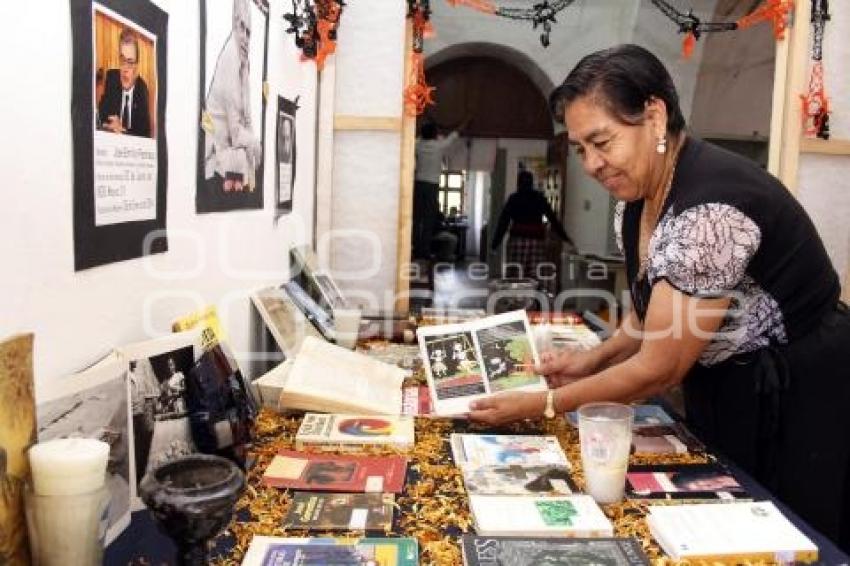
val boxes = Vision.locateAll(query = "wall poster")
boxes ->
[70,0,168,270]
[197,0,269,213]
[276,95,298,217]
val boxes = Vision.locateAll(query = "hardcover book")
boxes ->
[461,464,577,496]
[626,463,749,501]
[283,492,395,533]
[647,501,818,563]
[450,434,570,468]
[262,450,408,493]
[240,536,419,566]
[468,494,613,537]
[417,310,546,416]
[294,413,415,451]
[461,535,649,566]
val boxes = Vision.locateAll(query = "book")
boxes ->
[567,404,674,428]
[262,450,408,493]
[647,501,818,563]
[468,494,613,537]
[401,384,432,417]
[625,463,749,501]
[630,423,705,454]
[450,434,571,468]
[241,536,419,566]
[283,492,395,532]
[295,413,415,451]
[256,336,407,415]
[35,354,132,545]
[417,310,546,416]
[461,464,578,496]
[461,535,649,566]
[118,329,204,509]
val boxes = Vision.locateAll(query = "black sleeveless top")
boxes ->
[615,138,839,366]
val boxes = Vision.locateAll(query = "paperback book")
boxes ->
[461,535,649,566]
[283,492,395,533]
[626,463,749,501]
[417,310,546,416]
[461,464,577,496]
[647,501,818,563]
[294,413,415,451]
[631,423,705,454]
[241,536,419,566]
[262,450,408,493]
[256,336,407,415]
[450,434,571,468]
[567,404,674,428]
[468,494,613,537]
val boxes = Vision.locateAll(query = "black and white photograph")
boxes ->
[70,0,168,270]
[35,356,133,544]
[276,95,298,216]
[128,344,196,492]
[197,0,269,213]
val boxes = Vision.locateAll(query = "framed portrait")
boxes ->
[70,0,168,270]
[196,0,269,213]
[276,95,299,216]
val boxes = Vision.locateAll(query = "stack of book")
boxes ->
[451,433,613,537]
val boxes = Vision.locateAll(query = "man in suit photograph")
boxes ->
[98,28,151,138]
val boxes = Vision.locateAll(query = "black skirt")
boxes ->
[683,303,850,551]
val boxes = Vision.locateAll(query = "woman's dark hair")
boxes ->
[420,122,438,140]
[517,169,535,191]
[549,44,685,135]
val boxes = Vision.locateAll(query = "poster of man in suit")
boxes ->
[70,0,168,270]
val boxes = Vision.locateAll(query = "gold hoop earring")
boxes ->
[656,136,667,154]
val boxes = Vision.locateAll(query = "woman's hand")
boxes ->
[468,391,546,426]
[537,348,598,388]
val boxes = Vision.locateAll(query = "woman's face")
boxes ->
[564,95,665,202]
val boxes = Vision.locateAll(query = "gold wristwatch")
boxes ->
[543,390,556,419]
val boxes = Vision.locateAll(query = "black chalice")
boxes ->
[139,454,245,566]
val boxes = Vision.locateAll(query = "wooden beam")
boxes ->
[394,20,415,312]
[800,138,850,156]
[774,0,812,194]
[333,115,402,131]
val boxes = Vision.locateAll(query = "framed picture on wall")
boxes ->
[70,0,169,270]
[276,95,299,217]
[196,0,270,213]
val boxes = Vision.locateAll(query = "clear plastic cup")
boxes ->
[577,402,634,504]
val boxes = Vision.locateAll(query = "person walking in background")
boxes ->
[490,168,574,294]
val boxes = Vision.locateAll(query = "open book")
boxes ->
[417,310,546,416]
[255,336,407,415]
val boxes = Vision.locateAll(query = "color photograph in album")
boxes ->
[422,331,486,401]
[475,319,538,392]
[197,0,269,213]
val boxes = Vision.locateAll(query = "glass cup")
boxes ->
[24,484,109,566]
[577,402,634,504]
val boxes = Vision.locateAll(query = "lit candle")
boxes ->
[28,438,109,496]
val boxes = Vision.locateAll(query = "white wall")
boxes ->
[329,0,406,310]
[0,0,318,389]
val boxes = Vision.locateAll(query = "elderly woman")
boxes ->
[469,44,850,549]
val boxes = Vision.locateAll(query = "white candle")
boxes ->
[28,438,109,496]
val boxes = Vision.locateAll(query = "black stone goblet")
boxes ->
[139,454,245,566]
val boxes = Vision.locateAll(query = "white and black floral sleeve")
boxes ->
[649,203,761,296]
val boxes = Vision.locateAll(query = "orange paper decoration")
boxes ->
[404,52,435,117]
[681,32,697,59]
[737,0,793,39]
[445,0,497,14]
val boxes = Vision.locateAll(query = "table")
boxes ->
[106,409,850,565]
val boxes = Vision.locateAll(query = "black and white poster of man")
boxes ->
[197,0,269,213]
[276,95,298,216]
[70,0,168,270]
